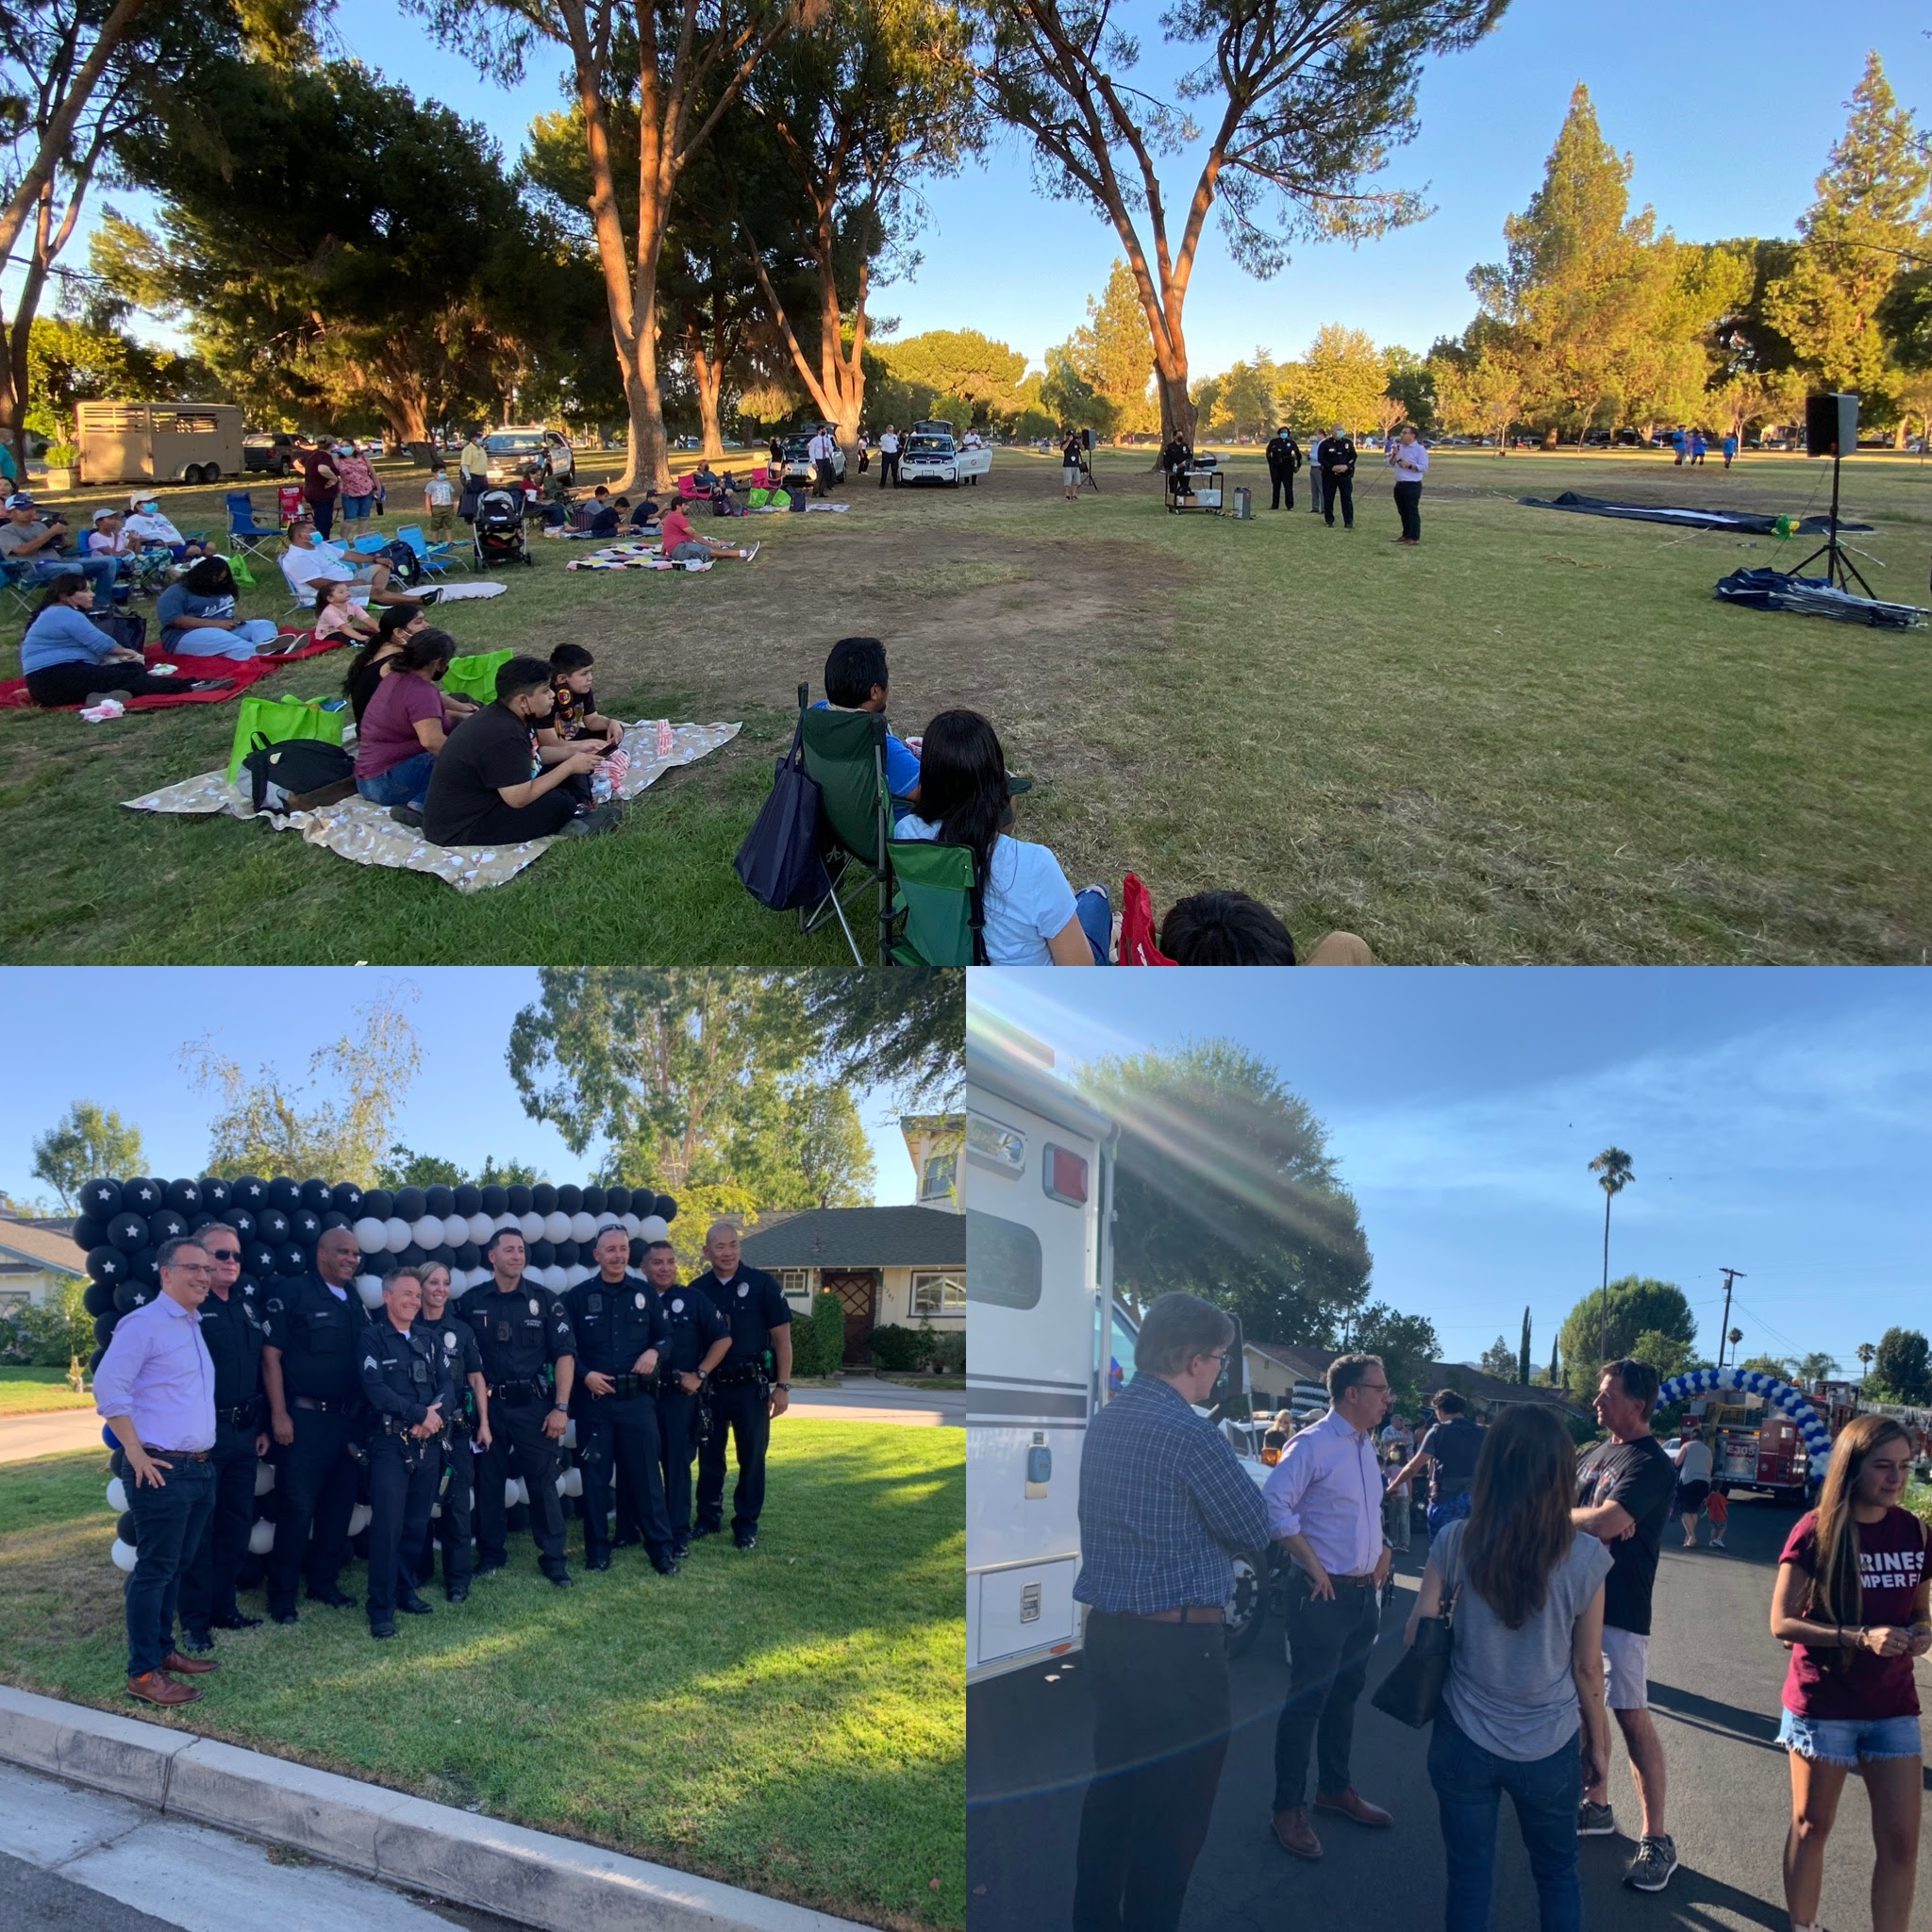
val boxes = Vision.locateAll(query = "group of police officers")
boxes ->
[125,1214,792,1657]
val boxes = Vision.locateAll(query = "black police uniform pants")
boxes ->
[1323,473,1354,527]
[879,453,900,489]
[1271,1578,1380,1810]
[1268,465,1295,508]
[696,1381,770,1535]
[366,1436,441,1625]
[475,1398,566,1568]
[419,1434,474,1590]
[656,1388,701,1541]
[266,1407,359,1613]
[1073,1612,1232,1932]
[178,1418,259,1641]
[1394,479,1423,541]
[580,1393,672,1560]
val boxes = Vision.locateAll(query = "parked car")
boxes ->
[483,425,575,485]
[776,434,846,487]
[899,425,992,488]
[242,431,298,476]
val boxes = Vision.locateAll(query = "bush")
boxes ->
[871,1320,964,1375]
[42,443,78,468]
[791,1289,848,1378]
[2,1278,93,1366]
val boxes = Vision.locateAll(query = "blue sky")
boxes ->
[0,969,915,1208]
[968,971,1932,1377]
[64,1,1932,380]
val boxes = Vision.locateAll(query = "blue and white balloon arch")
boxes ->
[1657,1364,1833,1476]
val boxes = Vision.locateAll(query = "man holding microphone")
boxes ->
[1388,424,1429,544]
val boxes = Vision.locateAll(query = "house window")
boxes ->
[778,1270,814,1300]
[911,1269,965,1315]
[920,1150,958,1202]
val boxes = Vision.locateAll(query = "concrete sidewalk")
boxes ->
[0,1685,869,1932]
[0,1408,104,1462]
[788,1380,963,1427]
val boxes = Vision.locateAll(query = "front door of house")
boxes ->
[820,1270,880,1365]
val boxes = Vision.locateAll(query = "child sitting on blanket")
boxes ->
[312,579,381,647]
[538,643,624,751]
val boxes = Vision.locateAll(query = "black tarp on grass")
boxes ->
[1520,490,1873,535]
[1713,567,1924,628]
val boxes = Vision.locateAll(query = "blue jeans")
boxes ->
[125,1457,217,1678]
[1428,1491,1474,1536]
[167,618,280,660]
[341,493,374,520]
[1428,1708,1583,1932]
[1075,885,1112,963]
[32,555,120,601]
[357,750,436,808]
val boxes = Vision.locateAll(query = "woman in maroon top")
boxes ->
[354,629,458,818]
[1770,1414,1929,1932]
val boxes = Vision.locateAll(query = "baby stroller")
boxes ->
[472,487,533,569]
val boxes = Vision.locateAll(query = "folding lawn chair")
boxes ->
[887,838,979,965]
[797,682,896,964]
[225,491,283,569]
[0,558,39,632]
[347,534,391,558]
[393,524,456,576]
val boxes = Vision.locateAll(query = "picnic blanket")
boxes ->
[0,634,340,712]
[426,580,508,602]
[565,542,712,573]
[124,720,741,892]
[1519,491,1873,536]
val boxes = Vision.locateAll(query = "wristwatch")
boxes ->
[774,1382,791,1391]
[697,1369,710,1383]
[552,1403,568,1414]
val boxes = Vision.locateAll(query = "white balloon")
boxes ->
[542,1210,571,1244]
[467,1212,495,1245]
[558,1468,582,1499]
[593,1211,620,1233]
[412,1215,446,1249]
[248,1517,275,1555]
[637,1215,670,1244]
[356,1274,386,1310]
[568,1212,596,1244]
[621,1213,641,1235]
[518,1211,544,1242]
[110,1538,137,1574]
[106,1476,128,1512]
[566,1262,593,1288]
[561,1419,577,1450]
[494,1211,519,1231]
[353,1217,388,1253]
[384,1217,411,1253]
[255,1460,275,1496]
[347,1502,372,1538]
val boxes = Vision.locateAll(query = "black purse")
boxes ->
[733,710,833,911]
[1372,1543,1460,1729]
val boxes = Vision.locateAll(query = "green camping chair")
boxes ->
[796,681,894,962]
[888,838,978,965]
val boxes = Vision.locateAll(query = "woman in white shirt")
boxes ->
[896,708,1104,964]
[1674,1426,1716,1548]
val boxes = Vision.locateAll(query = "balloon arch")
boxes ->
[1657,1363,1833,1476]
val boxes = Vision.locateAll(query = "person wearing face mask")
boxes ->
[422,654,621,847]
[175,1223,268,1654]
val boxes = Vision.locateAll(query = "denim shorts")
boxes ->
[1777,1705,1923,1767]
[341,493,374,518]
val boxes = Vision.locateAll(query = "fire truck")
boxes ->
[1685,1397,1810,1503]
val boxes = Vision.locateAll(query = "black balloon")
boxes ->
[145,1209,188,1245]
[556,1184,582,1212]
[166,1178,201,1213]
[399,1242,427,1270]
[554,1240,579,1269]
[453,1185,482,1216]
[71,1214,108,1252]
[200,1177,232,1210]
[265,1176,300,1212]
[291,1208,323,1243]
[232,1175,267,1207]
[227,1207,255,1242]
[361,1189,394,1222]
[581,1186,606,1214]
[117,1510,137,1546]
[130,1249,160,1285]
[243,1241,277,1278]
[627,1237,646,1266]
[319,1210,351,1233]
[506,1185,532,1215]
[112,1278,149,1314]
[454,1242,480,1270]
[107,1212,148,1254]
[276,1242,308,1277]
[605,1185,630,1214]
[531,1182,558,1213]
[425,1185,455,1217]
[530,1240,556,1267]
[429,1246,457,1273]
[93,1312,119,1344]
[655,1193,677,1224]
[78,1177,122,1219]
[188,1209,218,1234]
[331,1181,363,1214]
[82,1279,115,1317]
[123,1177,163,1212]
[256,1208,291,1244]
[86,1245,126,1285]
[299,1178,332,1212]
[480,1186,507,1215]
[393,1187,425,1222]
[88,1346,107,1376]
[235,1275,258,1302]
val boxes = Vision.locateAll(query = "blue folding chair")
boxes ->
[393,524,455,576]
[224,492,282,568]
[348,534,391,558]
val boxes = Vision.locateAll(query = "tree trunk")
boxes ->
[1157,368,1197,452]
[691,341,725,457]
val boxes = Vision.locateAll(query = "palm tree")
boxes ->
[1795,1351,1838,1387]
[1588,1147,1635,1362]
[1855,1341,1875,1413]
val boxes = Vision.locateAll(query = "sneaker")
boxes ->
[562,803,625,839]
[741,541,759,562]
[1577,1800,1617,1838]
[389,804,425,829]
[1624,1835,1678,1892]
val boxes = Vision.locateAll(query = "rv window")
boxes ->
[967,1111,1025,1176]
[965,1210,1041,1309]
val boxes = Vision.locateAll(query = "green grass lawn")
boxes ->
[0,1367,94,1415]
[2,443,1926,961]
[0,1422,964,1932]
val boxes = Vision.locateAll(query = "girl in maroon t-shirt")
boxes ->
[1770,1415,1929,1932]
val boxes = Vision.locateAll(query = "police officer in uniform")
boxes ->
[1264,425,1302,510]
[457,1228,577,1587]
[567,1226,676,1574]
[690,1222,792,1552]
[260,1224,369,1624]
[177,1221,268,1651]
[358,1268,454,1638]
[1315,423,1357,530]
[414,1263,490,1603]
[645,1241,728,1559]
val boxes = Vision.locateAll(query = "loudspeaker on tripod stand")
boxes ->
[1805,392,1857,458]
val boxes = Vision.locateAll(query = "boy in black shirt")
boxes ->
[1573,1357,1681,1892]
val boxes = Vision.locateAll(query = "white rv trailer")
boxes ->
[965,1024,1117,1684]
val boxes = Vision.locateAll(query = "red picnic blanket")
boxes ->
[0,633,335,711]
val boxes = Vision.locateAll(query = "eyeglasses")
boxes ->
[204,1250,240,1262]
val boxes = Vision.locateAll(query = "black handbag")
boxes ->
[733,712,833,911]
[1372,1545,1460,1729]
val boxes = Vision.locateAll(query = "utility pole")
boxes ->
[1716,1267,1745,1370]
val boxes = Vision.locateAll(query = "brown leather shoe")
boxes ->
[1316,1787,1392,1827]
[1271,1807,1323,1860]
[127,1671,201,1707]
[162,1650,219,1675]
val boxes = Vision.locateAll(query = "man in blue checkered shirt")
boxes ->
[1072,1292,1272,1932]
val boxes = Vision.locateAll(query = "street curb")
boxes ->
[0,1684,871,1932]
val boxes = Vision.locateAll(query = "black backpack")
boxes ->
[242,735,357,815]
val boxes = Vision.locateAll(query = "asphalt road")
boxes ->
[967,1492,1932,1932]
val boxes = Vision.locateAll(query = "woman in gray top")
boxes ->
[1407,1405,1613,1932]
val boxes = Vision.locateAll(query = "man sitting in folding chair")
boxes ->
[279,514,425,617]
[798,682,900,965]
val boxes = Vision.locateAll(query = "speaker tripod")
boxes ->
[1793,412,1872,597]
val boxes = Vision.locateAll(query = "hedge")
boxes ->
[870,1322,965,1375]
[791,1289,849,1378]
